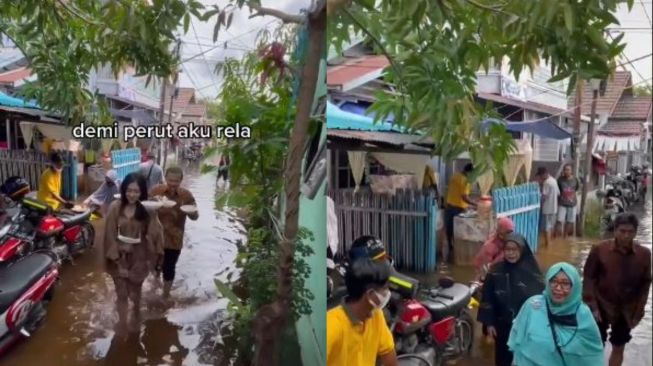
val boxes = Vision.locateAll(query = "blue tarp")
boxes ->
[339,101,397,123]
[482,117,572,140]
[327,101,401,132]
[0,91,38,108]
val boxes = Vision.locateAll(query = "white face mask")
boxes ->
[369,289,391,310]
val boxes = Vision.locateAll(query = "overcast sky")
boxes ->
[178,0,312,99]
[615,2,652,87]
[180,1,653,99]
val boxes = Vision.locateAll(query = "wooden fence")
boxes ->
[0,149,77,200]
[493,182,541,253]
[111,148,141,181]
[328,188,438,272]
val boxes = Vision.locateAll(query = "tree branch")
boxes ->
[248,2,304,24]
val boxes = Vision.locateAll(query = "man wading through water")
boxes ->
[583,213,652,366]
[149,167,199,301]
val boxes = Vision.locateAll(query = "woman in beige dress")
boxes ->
[104,172,163,335]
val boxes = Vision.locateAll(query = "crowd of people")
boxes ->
[36,152,200,338]
[327,212,650,366]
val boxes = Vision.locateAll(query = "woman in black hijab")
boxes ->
[477,233,544,366]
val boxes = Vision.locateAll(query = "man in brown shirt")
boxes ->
[149,166,199,299]
[582,213,651,366]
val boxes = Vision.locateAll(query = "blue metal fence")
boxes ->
[111,148,141,181]
[329,188,438,272]
[492,182,541,253]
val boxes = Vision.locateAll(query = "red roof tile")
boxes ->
[327,55,389,89]
[598,120,643,136]
[567,71,631,116]
[183,103,206,117]
[0,67,31,84]
[164,87,196,112]
[610,96,652,120]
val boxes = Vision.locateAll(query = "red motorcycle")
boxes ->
[0,251,59,355]
[388,274,480,366]
[0,177,94,266]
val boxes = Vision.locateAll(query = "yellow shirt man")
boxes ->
[37,168,63,210]
[446,172,471,209]
[327,305,395,366]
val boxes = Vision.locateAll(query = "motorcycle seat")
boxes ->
[419,283,472,321]
[0,253,55,314]
[57,210,91,226]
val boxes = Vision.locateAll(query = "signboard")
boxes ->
[501,76,527,101]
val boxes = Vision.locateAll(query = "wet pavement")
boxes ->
[1,168,246,366]
[416,192,653,366]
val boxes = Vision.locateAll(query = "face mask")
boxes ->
[369,289,391,310]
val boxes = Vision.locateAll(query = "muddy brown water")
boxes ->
[1,169,246,366]
[413,192,652,366]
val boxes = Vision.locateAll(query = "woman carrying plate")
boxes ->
[149,166,199,300]
[104,173,164,336]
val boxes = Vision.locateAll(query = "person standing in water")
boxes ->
[556,164,580,238]
[583,213,651,366]
[536,166,560,247]
[149,166,199,300]
[477,233,544,366]
[104,173,164,335]
[473,216,515,280]
[508,262,604,366]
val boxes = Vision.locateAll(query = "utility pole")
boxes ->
[157,80,168,166]
[572,79,583,177]
[162,39,182,170]
[578,86,598,235]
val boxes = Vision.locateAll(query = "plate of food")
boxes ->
[71,205,87,213]
[160,197,177,208]
[141,200,164,210]
[179,205,198,214]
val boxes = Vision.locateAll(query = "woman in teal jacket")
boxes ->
[508,262,604,366]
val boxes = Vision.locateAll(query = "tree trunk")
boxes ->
[252,2,326,366]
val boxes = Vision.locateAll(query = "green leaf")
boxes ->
[183,13,190,34]
[213,20,220,42]
[563,4,574,32]
[214,278,243,310]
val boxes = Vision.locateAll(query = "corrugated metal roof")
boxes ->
[328,129,433,148]
[478,92,565,116]
[327,55,389,91]
[0,48,28,71]
[0,67,32,84]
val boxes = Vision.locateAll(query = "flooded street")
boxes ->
[417,193,653,366]
[1,168,245,366]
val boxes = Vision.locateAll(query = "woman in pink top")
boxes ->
[474,217,515,279]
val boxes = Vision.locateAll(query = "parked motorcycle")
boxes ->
[388,273,480,366]
[0,251,59,355]
[327,254,479,366]
[0,177,94,266]
[397,354,433,366]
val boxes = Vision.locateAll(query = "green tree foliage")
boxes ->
[203,24,315,361]
[329,0,633,176]
[633,84,652,97]
[0,0,205,123]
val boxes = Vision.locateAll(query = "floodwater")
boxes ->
[417,192,653,366]
[1,169,246,366]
